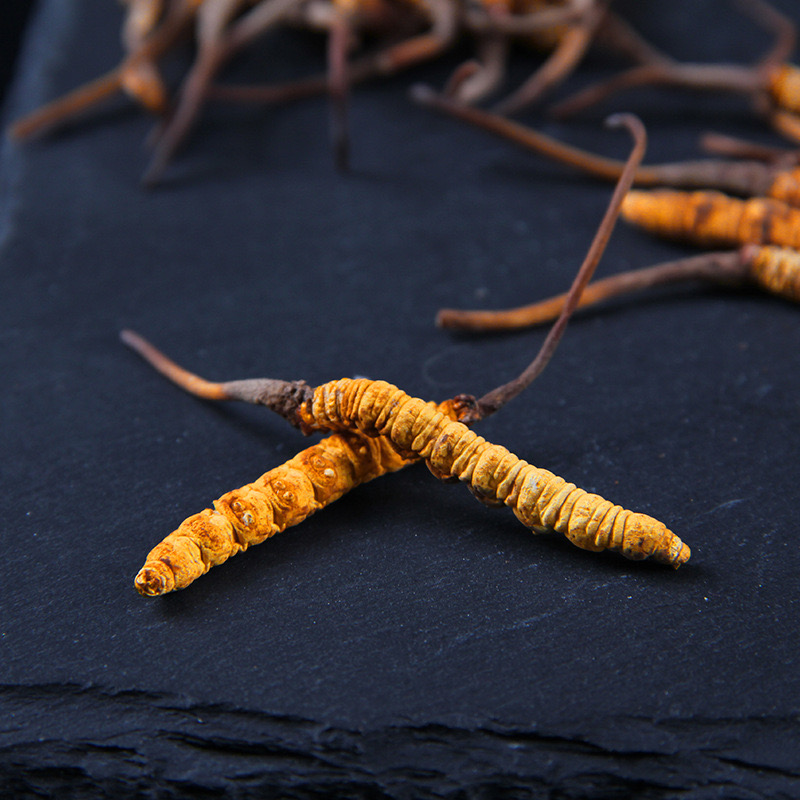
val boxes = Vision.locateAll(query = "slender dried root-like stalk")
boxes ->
[548,0,800,142]
[8,0,197,141]
[437,245,800,331]
[412,88,800,206]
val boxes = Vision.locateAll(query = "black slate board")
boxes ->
[2,1,800,796]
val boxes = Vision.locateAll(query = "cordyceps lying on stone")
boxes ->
[619,189,800,249]
[547,0,800,144]
[124,348,690,597]
[436,244,800,332]
[122,116,688,596]
[412,87,800,207]
[8,0,676,182]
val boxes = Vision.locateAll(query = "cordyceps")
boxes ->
[413,88,800,208]
[124,339,689,598]
[8,0,585,181]
[7,0,202,141]
[299,378,690,568]
[619,189,800,249]
[437,245,800,332]
[7,0,688,182]
[133,421,447,595]
[123,116,688,596]
[548,0,800,143]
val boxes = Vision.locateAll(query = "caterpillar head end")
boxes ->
[659,536,691,569]
[671,540,691,569]
[134,561,175,596]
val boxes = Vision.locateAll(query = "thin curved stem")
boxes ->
[438,251,749,332]
[549,62,761,120]
[120,329,311,424]
[492,0,607,114]
[475,113,648,418]
[412,89,779,197]
[9,0,196,141]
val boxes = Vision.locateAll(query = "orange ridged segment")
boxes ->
[134,430,411,595]
[768,63,800,115]
[747,245,800,302]
[621,189,800,249]
[767,168,800,207]
[300,378,690,567]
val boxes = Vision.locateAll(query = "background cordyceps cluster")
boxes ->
[2,1,800,798]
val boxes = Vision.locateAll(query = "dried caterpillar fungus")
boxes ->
[135,430,411,595]
[298,378,690,566]
[134,391,472,595]
[621,189,800,249]
[437,244,800,333]
[126,114,672,592]
[745,244,800,301]
[767,63,800,117]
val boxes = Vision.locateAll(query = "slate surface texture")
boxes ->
[2,1,800,797]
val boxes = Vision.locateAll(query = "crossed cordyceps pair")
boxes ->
[10,0,800,182]
[125,116,691,597]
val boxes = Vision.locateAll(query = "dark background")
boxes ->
[2,1,799,796]
[0,1,36,108]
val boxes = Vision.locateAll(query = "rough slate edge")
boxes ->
[3,683,800,800]
[2,1,800,798]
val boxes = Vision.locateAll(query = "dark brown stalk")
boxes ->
[492,0,607,114]
[549,61,764,120]
[208,76,330,104]
[142,0,300,185]
[550,0,796,120]
[327,10,352,172]
[735,0,796,69]
[446,36,509,105]
[474,113,647,418]
[124,115,646,425]
[9,0,195,141]
[8,70,125,141]
[120,329,312,425]
[438,251,750,332]
[699,131,800,165]
[412,87,782,198]
[591,10,675,68]
[463,1,586,37]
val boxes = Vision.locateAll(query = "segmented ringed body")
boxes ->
[299,378,690,566]
[747,244,800,301]
[768,63,800,116]
[621,189,800,249]
[135,430,412,595]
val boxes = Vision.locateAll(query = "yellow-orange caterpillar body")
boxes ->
[765,168,800,208]
[299,379,690,567]
[746,244,800,301]
[621,189,800,249]
[135,430,411,595]
[768,63,800,116]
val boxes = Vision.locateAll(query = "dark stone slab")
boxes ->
[2,1,799,795]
